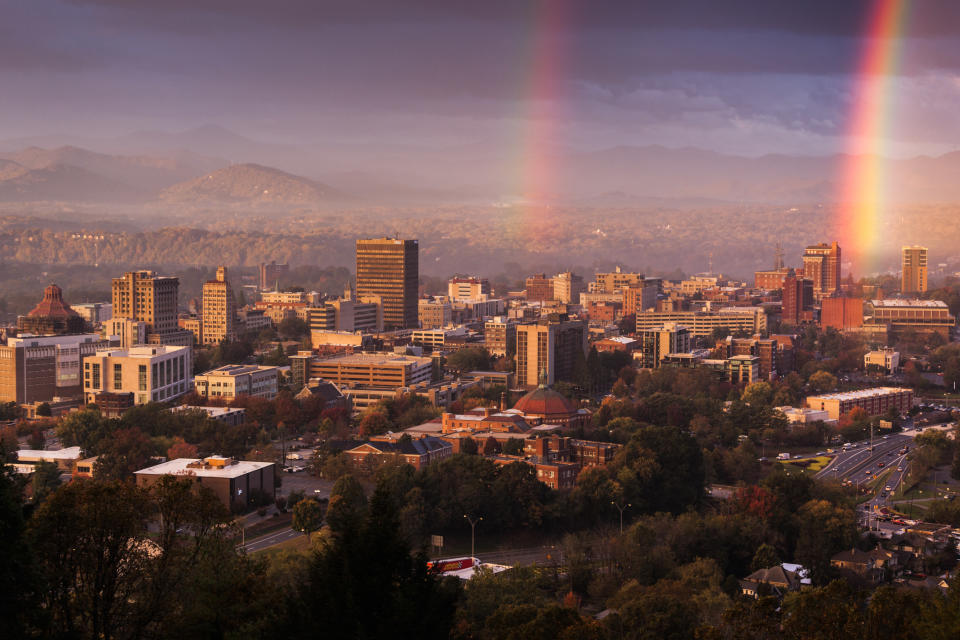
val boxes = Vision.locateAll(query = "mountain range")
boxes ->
[3,126,960,205]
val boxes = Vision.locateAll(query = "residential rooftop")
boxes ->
[16,446,82,460]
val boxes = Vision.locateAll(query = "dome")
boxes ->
[513,386,577,417]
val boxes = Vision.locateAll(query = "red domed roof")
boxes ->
[28,284,79,319]
[513,386,577,417]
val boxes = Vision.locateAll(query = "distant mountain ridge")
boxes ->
[158,163,343,204]
[4,126,960,205]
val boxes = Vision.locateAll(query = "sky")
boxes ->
[5,0,960,157]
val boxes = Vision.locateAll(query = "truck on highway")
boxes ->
[777,453,791,460]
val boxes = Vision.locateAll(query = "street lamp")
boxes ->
[611,501,631,534]
[464,514,482,563]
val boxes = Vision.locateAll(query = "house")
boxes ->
[294,377,351,413]
[739,565,801,599]
[344,436,452,471]
[830,546,900,583]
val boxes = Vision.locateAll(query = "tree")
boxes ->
[807,370,838,394]
[30,461,62,504]
[35,402,52,417]
[325,475,368,534]
[445,347,492,374]
[741,382,773,406]
[281,481,460,639]
[167,437,198,460]
[0,467,33,636]
[56,409,110,455]
[93,427,156,481]
[292,499,324,534]
[28,428,46,450]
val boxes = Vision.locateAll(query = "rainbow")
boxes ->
[839,0,908,273]
[500,0,573,247]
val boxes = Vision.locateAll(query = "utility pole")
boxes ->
[464,515,482,565]
[611,501,631,534]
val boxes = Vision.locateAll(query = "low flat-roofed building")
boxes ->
[865,299,955,338]
[411,327,468,349]
[173,405,247,426]
[636,306,767,337]
[805,387,913,420]
[16,446,83,470]
[309,352,433,388]
[134,456,276,511]
[194,364,280,400]
[776,406,836,429]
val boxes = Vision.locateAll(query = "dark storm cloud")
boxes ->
[5,0,960,156]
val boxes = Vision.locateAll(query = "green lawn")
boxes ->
[779,456,831,474]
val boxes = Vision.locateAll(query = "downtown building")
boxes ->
[356,238,419,330]
[901,246,928,294]
[109,270,193,347]
[82,344,192,405]
[0,333,119,404]
[636,306,767,337]
[802,242,841,300]
[515,316,588,389]
[201,266,239,345]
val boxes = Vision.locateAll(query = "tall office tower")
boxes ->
[901,246,928,294]
[201,266,238,345]
[802,242,841,300]
[515,316,588,389]
[258,261,290,290]
[111,270,180,336]
[355,238,419,330]
[781,269,814,326]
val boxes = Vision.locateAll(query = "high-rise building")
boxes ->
[515,317,588,389]
[638,323,691,368]
[901,246,928,294]
[781,269,814,326]
[448,276,490,302]
[484,316,517,357]
[111,270,180,336]
[355,238,419,330]
[258,261,290,290]
[802,242,841,300]
[201,266,238,345]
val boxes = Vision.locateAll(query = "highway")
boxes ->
[240,528,305,553]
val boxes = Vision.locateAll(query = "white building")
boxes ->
[194,364,280,400]
[83,345,192,405]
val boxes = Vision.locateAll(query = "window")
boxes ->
[113,363,123,390]
[91,363,101,390]
[138,364,147,391]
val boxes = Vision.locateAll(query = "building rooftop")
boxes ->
[807,387,912,401]
[871,299,947,308]
[96,345,189,358]
[16,446,82,460]
[315,352,433,367]
[197,364,278,377]
[173,405,246,417]
[134,457,273,479]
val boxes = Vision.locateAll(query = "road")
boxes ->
[816,434,912,483]
[240,527,305,553]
